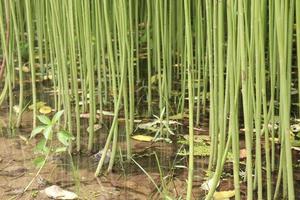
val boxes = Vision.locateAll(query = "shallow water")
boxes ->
[0,99,224,200]
[0,85,300,199]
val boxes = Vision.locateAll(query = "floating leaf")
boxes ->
[183,135,210,143]
[29,101,46,110]
[177,142,225,157]
[213,190,235,200]
[132,135,154,142]
[192,145,210,156]
[39,106,52,114]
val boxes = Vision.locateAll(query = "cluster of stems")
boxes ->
[0,0,299,199]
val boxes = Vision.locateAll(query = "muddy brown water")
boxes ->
[0,88,299,199]
[0,108,215,200]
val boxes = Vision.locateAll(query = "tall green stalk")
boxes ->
[25,0,37,128]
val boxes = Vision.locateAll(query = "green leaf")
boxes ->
[57,130,74,146]
[33,156,46,168]
[55,147,67,153]
[52,110,64,123]
[43,125,53,140]
[34,138,49,153]
[37,115,51,125]
[30,126,46,139]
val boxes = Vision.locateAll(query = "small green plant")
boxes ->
[30,110,74,167]
[22,110,74,193]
